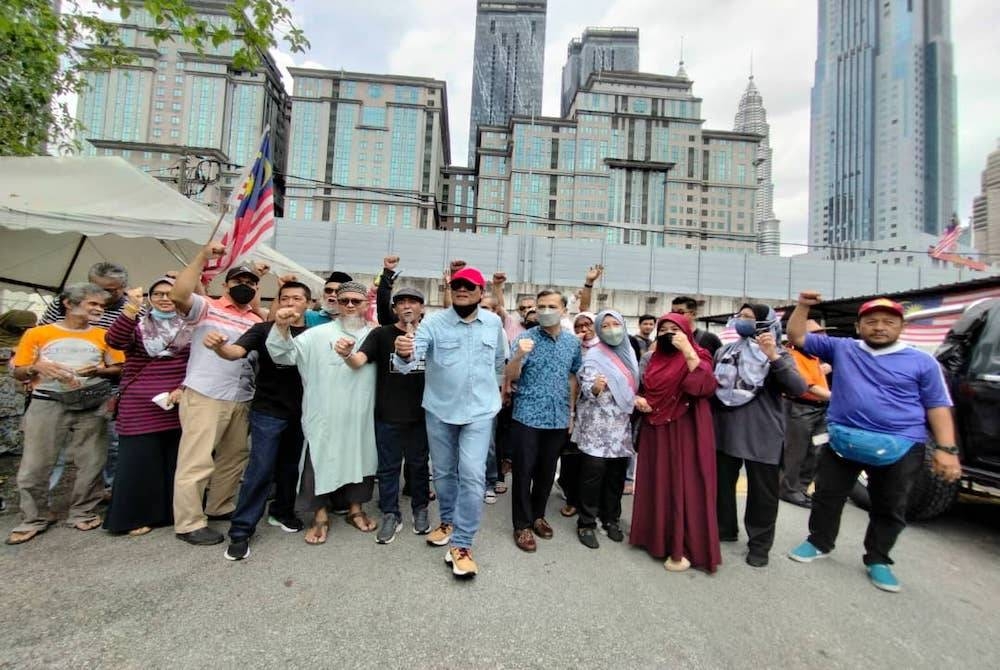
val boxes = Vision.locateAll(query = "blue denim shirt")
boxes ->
[511,327,582,430]
[393,307,508,425]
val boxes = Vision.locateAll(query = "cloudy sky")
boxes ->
[267,0,998,254]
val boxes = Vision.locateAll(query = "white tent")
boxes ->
[0,156,322,303]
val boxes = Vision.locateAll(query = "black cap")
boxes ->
[326,271,353,284]
[225,265,259,283]
[392,287,425,304]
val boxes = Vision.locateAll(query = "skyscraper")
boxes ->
[560,27,639,118]
[467,0,547,167]
[282,70,450,230]
[972,142,1000,260]
[733,74,780,255]
[75,0,289,211]
[808,0,956,260]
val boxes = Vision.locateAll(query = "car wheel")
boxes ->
[905,443,959,521]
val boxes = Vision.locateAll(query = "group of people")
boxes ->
[1,246,963,591]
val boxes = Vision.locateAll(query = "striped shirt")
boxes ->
[105,313,191,436]
[180,294,261,402]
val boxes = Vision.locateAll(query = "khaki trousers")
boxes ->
[14,399,107,532]
[173,388,250,534]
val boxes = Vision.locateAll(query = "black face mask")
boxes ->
[657,332,677,353]
[228,283,256,306]
[453,301,480,318]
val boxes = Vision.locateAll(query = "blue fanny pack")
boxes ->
[828,423,915,467]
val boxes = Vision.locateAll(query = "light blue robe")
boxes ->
[266,320,377,495]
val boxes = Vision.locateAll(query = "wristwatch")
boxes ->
[934,444,959,455]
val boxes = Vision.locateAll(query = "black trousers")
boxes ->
[808,444,924,565]
[781,401,828,496]
[557,441,583,509]
[510,420,566,530]
[576,453,629,529]
[716,451,780,558]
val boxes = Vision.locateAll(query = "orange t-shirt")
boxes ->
[789,346,829,402]
[12,324,124,394]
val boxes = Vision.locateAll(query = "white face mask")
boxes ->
[536,308,561,327]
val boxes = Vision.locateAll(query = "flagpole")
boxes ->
[207,204,230,242]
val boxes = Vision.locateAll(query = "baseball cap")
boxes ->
[858,298,904,319]
[451,267,486,288]
[225,265,259,283]
[392,287,425,304]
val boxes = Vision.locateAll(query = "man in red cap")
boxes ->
[785,292,959,593]
[394,266,508,577]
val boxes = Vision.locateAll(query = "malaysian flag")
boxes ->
[899,286,1000,350]
[930,216,962,257]
[203,128,275,281]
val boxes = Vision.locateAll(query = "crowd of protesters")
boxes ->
[0,246,963,591]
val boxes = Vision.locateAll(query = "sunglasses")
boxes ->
[323,287,338,295]
[337,297,365,306]
[449,279,478,292]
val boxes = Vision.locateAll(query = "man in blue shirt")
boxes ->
[786,292,960,593]
[394,267,508,577]
[506,289,582,553]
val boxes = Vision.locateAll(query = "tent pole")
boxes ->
[158,239,189,267]
[58,236,87,293]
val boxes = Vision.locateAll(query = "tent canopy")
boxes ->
[0,156,321,300]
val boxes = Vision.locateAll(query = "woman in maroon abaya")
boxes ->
[629,313,721,573]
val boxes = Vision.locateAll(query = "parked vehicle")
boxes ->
[850,297,1000,519]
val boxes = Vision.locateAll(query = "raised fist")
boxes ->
[334,337,356,357]
[798,290,822,306]
[203,331,228,351]
[203,242,226,259]
[449,259,467,274]
[516,338,534,357]
[125,286,145,308]
[251,261,270,278]
[395,334,414,358]
[274,307,297,326]
[585,264,604,283]
[384,255,400,271]
[492,272,507,286]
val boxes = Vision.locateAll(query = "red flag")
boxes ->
[203,129,275,282]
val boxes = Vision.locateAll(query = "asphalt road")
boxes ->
[1,482,998,669]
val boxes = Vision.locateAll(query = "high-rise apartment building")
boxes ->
[808,0,956,260]
[282,69,450,231]
[733,74,780,255]
[74,0,289,211]
[560,27,640,118]
[972,142,1000,260]
[473,71,761,252]
[467,0,547,167]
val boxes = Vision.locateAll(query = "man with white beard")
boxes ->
[267,281,378,545]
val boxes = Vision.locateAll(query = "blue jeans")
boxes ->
[425,411,493,549]
[375,419,430,517]
[228,410,303,541]
[485,418,499,487]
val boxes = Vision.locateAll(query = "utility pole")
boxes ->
[177,153,188,197]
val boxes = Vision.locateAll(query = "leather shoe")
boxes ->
[780,492,812,509]
[532,518,554,539]
[176,527,224,546]
[514,528,536,552]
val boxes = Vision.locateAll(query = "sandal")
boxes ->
[560,505,577,517]
[5,528,42,545]
[304,521,329,545]
[494,482,508,494]
[71,517,102,531]
[346,511,376,532]
[128,526,153,536]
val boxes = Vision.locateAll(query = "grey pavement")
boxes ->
[1,486,998,669]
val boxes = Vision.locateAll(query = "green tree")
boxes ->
[0,0,309,156]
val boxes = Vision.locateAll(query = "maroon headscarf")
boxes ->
[641,313,713,424]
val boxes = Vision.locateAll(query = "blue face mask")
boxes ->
[734,319,757,338]
[151,308,175,320]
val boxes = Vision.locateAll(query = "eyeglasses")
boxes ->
[449,279,478,292]
[149,291,171,299]
[337,297,365,306]
[323,287,338,295]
